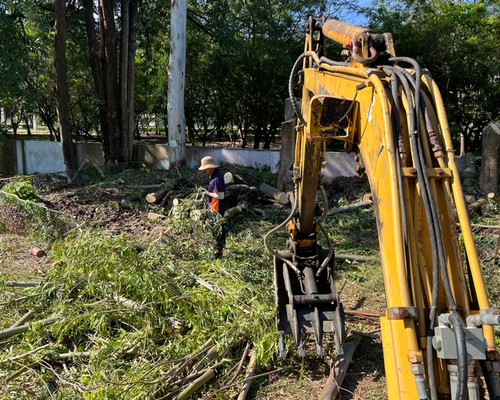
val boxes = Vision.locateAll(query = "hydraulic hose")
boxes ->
[288,51,321,126]
[264,187,302,277]
[446,313,469,400]
[318,185,329,224]
[393,63,459,313]
[394,67,438,155]
[390,57,422,124]
[479,359,500,400]
[315,221,334,277]
[390,59,469,400]
[318,56,349,67]
[288,53,308,125]
[387,64,440,400]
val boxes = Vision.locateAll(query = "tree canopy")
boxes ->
[0,0,497,156]
[365,0,499,150]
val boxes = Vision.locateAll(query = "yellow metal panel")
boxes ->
[381,317,420,398]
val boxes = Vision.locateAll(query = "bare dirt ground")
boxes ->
[0,234,54,280]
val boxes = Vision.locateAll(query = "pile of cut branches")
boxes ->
[0,192,279,399]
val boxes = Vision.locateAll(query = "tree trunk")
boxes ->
[167,0,187,166]
[253,124,262,149]
[479,122,500,194]
[127,0,139,159]
[119,0,130,161]
[82,0,109,161]
[277,98,297,192]
[100,0,122,165]
[54,0,78,176]
[24,116,32,136]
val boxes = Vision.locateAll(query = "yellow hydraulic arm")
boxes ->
[268,17,500,399]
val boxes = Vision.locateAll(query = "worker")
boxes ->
[198,156,228,258]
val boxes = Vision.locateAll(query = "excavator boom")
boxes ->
[267,17,500,399]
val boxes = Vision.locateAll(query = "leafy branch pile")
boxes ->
[0,178,73,242]
[468,201,500,310]
[0,192,279,399]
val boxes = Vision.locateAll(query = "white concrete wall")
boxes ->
[185,147,281,173]
[23,140,66,174]
[323,152,357,180]
[3,139,358,181]
[134,143,170,170]
[75,142,104,167]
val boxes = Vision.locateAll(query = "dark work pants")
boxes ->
[210,210,226,258]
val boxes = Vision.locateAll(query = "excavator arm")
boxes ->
[267,17,500,399]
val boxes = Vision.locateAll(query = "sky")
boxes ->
[341,0,374,27]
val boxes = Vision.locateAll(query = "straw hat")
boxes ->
[198,156,219,170]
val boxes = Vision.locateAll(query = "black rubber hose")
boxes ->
[288,53,308,125]
[479,359,500,400]
[386,70,414,306]
[395,67,434,140]
[393,59,469,400]
[387,65,440,400]
[448,313,468,400]
[394,65,459,312]
[390,57,422,124]
[318,56,349,67]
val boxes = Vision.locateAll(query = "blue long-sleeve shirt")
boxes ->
[206,169,227,213]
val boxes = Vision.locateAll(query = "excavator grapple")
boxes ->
[273,250,344,357]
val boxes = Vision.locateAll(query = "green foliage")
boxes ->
[366,0,500,151]
[1,177,41,202]
[0,197,278,397]
[469,201,500,310]
[0,177,72,242]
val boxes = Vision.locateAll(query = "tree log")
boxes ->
[11,310,35,328]
[319,336,361,400]
[487,192,497,201]
[70,159,89,184]
[225,203,249,219]
[237,350,257,400]
[230,343,251,384]
[335,253,379,263]
[159,190,175,207]
[146,189,168,204]
[6,281,40,288]
[112,293,140,309]
[225,185,258,208]
[464,194,476,205]
[468,198,489,213]
[147,212,166,221]
[0,317,59,340]
[258,183,289,205]
[176,368,215,400]
[328,200,372,216]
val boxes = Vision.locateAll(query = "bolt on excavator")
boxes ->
[265,17,500,399]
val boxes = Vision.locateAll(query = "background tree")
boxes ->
[82,0,139,165]
[54,0,78,175]
[365,0,500,152]
[0,3,33,136]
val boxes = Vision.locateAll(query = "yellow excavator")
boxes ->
[265,17,500,399]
